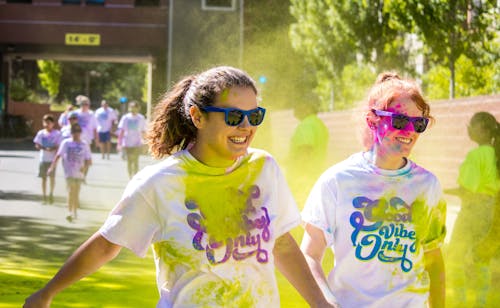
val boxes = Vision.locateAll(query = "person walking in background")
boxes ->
[74,95,98,148]
[60,111,79,139]
[48,123,92,222]
[300,72,447,307]
[117,101,146,178]
[24,66,336,308]
[57,104,74,128]
[288,102,330,206]
[445,111,500,307]
[95,99,118,159]
[33,114,62,204]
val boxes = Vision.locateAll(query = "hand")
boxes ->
[47,167,54,176]
[23,289,52,308]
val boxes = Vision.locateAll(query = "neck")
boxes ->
[368,148,406,170]
[188,144,237,168]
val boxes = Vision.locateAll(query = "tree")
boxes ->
[392,0,498,98]
[37,60,62,100]
[423,54,499,99]
[289,0,415,109]
[289,0,499,103]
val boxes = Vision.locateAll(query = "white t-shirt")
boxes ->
[302,152,447,308]
[118,113,146,148]
[99,148,300,307]
[95,107,118,133]
[56,139,92,179]
[75,109,97,144]
[33,129,62,162]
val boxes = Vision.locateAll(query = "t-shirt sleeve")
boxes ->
[270,159,301,237]
[421,179,447,252]
[99,181,161,257]
[33,131,41,145]
[458,149,481,192]
[118,116,125,130]
[301,173,337,247]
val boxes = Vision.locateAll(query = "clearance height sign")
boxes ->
[65,33,101,46]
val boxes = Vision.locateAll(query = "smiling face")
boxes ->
[370,95,424,168]
[189,86,259,167]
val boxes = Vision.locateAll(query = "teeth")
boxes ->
[230,136,247,144]
[396,137,412,144]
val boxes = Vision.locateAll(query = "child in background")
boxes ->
[117,101,146,178]
[60,111,79,139]
[48,123,92,222]
[33,114,62,204]
[445,111,500,307]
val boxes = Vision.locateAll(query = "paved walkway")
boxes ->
[0,141,155,229]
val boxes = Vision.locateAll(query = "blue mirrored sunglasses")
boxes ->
[372,109,429,133]
[199,106,266,126]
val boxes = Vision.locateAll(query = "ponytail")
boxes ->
[146,75,197,159]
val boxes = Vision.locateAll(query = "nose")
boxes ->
[237,115,251,128]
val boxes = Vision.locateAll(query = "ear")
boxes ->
[189,105,204,129]
[366,113,378,130]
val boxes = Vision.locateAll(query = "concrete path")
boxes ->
[0,142,156,229]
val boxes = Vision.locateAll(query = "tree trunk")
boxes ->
[449,60,455,99]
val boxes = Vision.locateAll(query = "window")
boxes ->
[86,0,104,5]
[62,0,81,5]
[6,0,32,3]
[201,0,236,11]
[135,0,159,6]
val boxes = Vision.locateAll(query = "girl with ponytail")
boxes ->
[447,111,500,307]
[25,66,335,308]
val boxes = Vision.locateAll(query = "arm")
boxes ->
[301,223,338,304]
[117,128,124,150]
[23,232,122,308]
[273,232,337,308]
[424,248,445,308]
[47,155,60,175]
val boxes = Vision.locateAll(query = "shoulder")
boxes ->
[246,148,277,165]
[409,160,441,184]
[126,155,185,191]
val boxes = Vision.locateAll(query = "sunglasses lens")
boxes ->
[226,110,244,126]
[248,109,265,126]
[391,115,409,130]
[413,118,428,133]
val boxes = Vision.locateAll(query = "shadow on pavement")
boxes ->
[0,216,96,261]
[0,190,43,202]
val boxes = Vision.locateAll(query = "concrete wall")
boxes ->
[262,94,500,190]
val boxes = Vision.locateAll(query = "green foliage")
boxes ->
[9,72,32,102]
[37,60,61,98]
[336,64,377,110]
[56,62,147,109]
[423,54,499,100]
[290,0,499,102]
[390,0,498,98]
[289,0,415,110]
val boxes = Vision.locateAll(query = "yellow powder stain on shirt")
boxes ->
[194,279,255,308]
[183,152,267,243]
